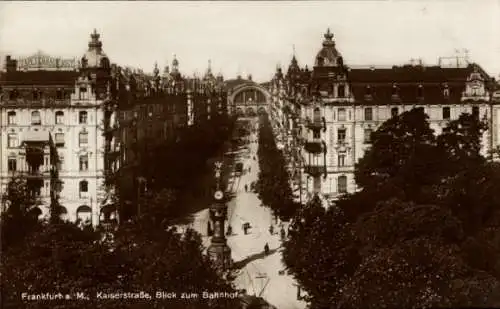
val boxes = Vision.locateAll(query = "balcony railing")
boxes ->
[304,165,326,177]
[305,117,324,131]
[1,98,72,106]
[18,170,51,178]
[304,140,323,153]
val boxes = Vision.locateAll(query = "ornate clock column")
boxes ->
[207,161,232,272]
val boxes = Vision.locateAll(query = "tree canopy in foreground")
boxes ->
[284,108,500,309]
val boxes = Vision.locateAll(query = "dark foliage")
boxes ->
[255,113,298,220]
[0,176,42,253]
[1,186,240,309]
[283,108,500,308]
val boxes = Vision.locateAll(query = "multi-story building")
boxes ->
[114,58,228,221]
[0,30,117,226]
[0,30,229,226]
[271,29,498,206]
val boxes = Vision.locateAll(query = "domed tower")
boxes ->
[171,55,180,77]
[314,28,343,68]
[81,29,110,69]
[79,29,112,99]
[311,28,348,97]
[216,71,224,83]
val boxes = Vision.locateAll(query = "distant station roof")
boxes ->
[223,77,257,91]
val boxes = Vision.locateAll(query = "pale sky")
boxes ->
[0,1,499,82]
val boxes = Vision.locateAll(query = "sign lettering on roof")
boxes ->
[17,51,76,71]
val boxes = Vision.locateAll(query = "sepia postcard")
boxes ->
[1,1,500,308]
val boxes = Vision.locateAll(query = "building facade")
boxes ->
[0,30,229,226]
[113,58,229,222]
[0,30,115,225]
[270,29,498,206]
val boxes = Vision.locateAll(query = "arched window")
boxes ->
[338,175,347,193]
[79,180,88,193]
[7,111,16,125]
[31,111,41,125]
[55,111,64,124]
[443,84,450,98]
[79,111,88,124]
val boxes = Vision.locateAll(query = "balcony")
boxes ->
[0,98,72,107]
[19,170,50,179]
[304,140,323,153]
[305,117,325,131]
[304,165,326,177]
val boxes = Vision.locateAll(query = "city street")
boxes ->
[179,120,307,309]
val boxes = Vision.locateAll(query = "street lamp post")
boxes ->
[207,160,232,272]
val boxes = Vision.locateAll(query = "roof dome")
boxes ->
[314,28,341,67]
[82,29,109,68]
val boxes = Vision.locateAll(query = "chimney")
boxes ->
[6,55,17,73]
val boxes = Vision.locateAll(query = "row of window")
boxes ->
[311,175,348,194]
[7,154,90,172]
[8,89,71,100]
[7,111,89,125]
[314,127,373,146]
[7,132,89,149]
[313,106,480,122]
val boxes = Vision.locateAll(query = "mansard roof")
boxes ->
[0,70,79,86]
[347,64,478,84]
[345,64,491,105]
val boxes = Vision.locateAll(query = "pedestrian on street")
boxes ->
[244,184,248,192]
[269,225,274,235]
[226,225,232,236]
[264,243,270,255]
[280,227,286,241]
[249,167,251,173]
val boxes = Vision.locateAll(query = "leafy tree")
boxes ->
[283,108,500,308]
[437,112,488,173]
[1,197,241,309]
[256,113,296,220]
[355,108,440,202]
[0,176,42,252]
